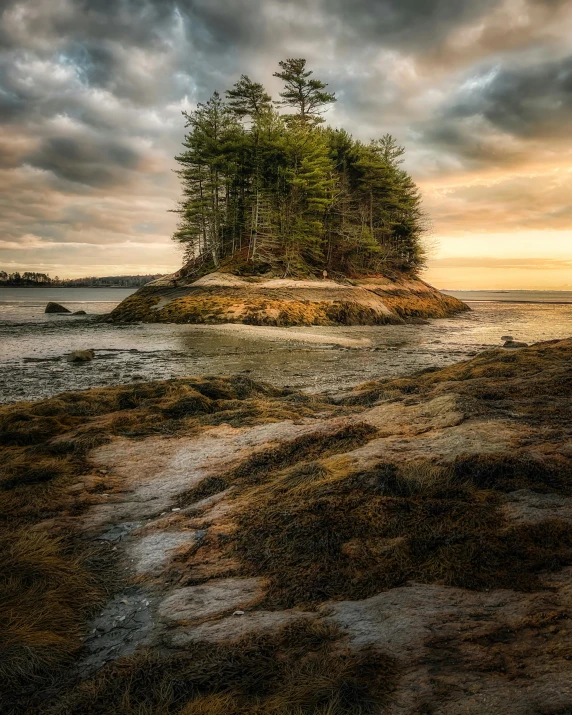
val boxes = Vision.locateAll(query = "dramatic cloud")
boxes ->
[1,0,571,285]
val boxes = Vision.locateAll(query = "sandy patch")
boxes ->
[200,323,372,347]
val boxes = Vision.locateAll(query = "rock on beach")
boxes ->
[45,301,71,314]
[66,349,95,363]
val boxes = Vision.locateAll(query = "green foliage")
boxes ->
[173,59,427,278]
[273,57,336,124]
[225,74,272,120]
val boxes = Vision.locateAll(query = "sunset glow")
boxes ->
[1,0,571,286]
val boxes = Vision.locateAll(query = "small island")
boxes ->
[110,59,467,325]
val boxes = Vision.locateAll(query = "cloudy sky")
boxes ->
[1,0,571,288]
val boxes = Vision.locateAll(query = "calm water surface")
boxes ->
[1,287,571,403]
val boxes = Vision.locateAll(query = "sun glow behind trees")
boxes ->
[173,59,426,278]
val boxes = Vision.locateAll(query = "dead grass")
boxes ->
[47,620,398,715]
[229,422,378,485]
[108,270,469,326]
[1,375,332,708]
[0,530,109,701]
[112,292,399,327]
[5,338,572,712]
[175,423,377,509]
[451,453,572,493]
[0,374,329,529]
[343,338,572,424]
[229,457,572,608]
[108,291,161,321]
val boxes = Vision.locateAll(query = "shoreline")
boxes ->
[109,271,469,325]
[458,298,572,305]
[3,338,572,713]
[3,300,572,406]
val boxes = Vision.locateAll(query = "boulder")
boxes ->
[72,310,87,315]
[66,349,95,363]
[501,335,513,341]
[503,340,528,349]
[45,302,71,314]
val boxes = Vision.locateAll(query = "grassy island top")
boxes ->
[173,58,426,281]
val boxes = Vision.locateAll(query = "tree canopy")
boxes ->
[173,59,427,279]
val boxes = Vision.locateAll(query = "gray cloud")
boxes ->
[27,135,141,187]
[1,0,571,276]
[325,0,502,49]
[448,55,572,139]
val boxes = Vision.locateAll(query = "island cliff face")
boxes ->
[108,270,468,325]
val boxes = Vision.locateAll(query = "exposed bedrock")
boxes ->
[108,270,468,325]
[5,339,572,714]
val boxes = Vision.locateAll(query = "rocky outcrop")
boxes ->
[6,340,572,713]
[504,339,529,348]
[108,270,468,325]
[45,301,71,314]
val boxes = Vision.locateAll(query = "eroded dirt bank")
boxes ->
[108,271,468,325]
[3,339,572,714]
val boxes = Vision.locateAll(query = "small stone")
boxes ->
[66,349,95,363]
[501,335,513,341]
[171,507,181,512]
[233,610,245,616]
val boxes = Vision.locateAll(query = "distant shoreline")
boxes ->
[0,285,137,289]
[2,285,571,305]
[443,289,572,305]
[462,299,572,305]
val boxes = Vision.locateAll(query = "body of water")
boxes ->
[1,287,571,404]
[0,287,135,322]
[444,290,572,304]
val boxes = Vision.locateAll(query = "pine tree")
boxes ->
[279,126,335,271]
[273,58,336,124]
[226,75,272,121]
[173,62,426,279]
[174,92,242,266]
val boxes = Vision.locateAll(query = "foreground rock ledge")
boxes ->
[4,338,572,714]
[108,270,468,325]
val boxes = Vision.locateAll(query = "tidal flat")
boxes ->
[1,289,572,404]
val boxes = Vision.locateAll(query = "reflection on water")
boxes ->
[1,297,571,404]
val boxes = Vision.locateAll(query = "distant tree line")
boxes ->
[174,58,427,278]
[0,272,164,287]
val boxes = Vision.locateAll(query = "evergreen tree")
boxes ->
[279,126,335,271]
[226,75,272,121]
[174,92,242,265]
[172,60,426,279]
[273,58,336,124]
